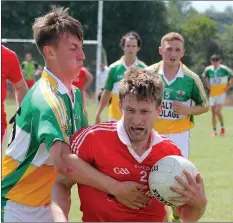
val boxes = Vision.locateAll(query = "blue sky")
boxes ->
[191,1,233,12]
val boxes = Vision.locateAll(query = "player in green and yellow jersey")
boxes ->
[95,31,147,123]
[1,7,87,222]
[2,8,152,222]
[147,32,209,222]
[202,54,233,136]
[147,32,209,159]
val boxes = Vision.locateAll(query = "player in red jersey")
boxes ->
[72,67,93,117]
[1,45,28,150]
[51,67,207,222]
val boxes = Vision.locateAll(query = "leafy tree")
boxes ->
[181,14,219,74]
[218,24,233,68]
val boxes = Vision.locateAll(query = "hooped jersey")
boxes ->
[71,120,182,222]
[104,57,147,120]
[202,64,233,97]
[147,61,208,134]
[1,68,88,209]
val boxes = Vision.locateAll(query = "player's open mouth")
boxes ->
[131,127,144,133]
[170,58,176,62]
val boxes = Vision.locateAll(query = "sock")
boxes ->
[221,123,224,128]
[213,128,217,132]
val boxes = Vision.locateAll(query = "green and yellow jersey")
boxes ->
[147,61,208,134]
[105,57,147,120]
[202,64,233,97]
[1,68,88,212]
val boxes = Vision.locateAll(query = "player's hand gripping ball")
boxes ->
[149,155,197,207]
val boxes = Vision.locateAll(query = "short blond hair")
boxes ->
[118,66,164,108]
[161,32,184,47]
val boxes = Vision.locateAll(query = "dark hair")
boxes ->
[119,31,141,48]
[210,54,221,61]
[118,66,164,108]
[33,6,83,54]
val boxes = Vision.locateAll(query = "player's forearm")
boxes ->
[51,181,71,222]
[14,81,28,108]
[62,153,118,195]
[225,77,233,92]
[181,206,206,222]
[187,105,209,116]
[84,75,93,89]
[204,77,210,89]
[96,90,111,116]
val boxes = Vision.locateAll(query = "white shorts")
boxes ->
[3,200,53,222]
[163,130,190,159]
[209,94,226,107]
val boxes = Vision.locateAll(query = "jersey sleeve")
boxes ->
[37,105,70,150]
[202,67,209,79]
[161,137,183,157]
[104,68,115,91]
[8,51,23,83]
[191,75,208,107]
[70,127,94,163]
[225,66,233,78]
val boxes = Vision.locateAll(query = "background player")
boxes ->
[72,66,93,118]
[21,53,39,88]
[51,67,207,222]
[95,31,147,124]
[147,32,209,159]
[1,45,28,151]
[147,32,209,222]
[202,54,233,136]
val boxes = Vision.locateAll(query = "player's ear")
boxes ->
[43,46,55,60]
[159,46,163,56]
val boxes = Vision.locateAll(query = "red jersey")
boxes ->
[71,120,182,222]
[72,67,88,90]
[1,45,23,130]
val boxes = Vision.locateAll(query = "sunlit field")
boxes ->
[4,99,233,222]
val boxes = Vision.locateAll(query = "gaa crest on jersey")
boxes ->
[176,90,185,100]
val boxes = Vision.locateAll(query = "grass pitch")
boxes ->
[4,99,233,222]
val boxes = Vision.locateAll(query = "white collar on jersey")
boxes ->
[122,56,139,69]
[158,61,184,78]
[44,67,69,95]
[116,118,163,147]
[116,118,164,163]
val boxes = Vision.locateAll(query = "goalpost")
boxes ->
[2,1,105,98]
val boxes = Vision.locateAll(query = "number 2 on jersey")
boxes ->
[140,170,148,182]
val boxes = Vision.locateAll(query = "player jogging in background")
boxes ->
[202,54,233,136]
[147,32,209,160]
[147,32,209,222]
[95,31,147,124]
[51,67,207,222]
[1,45,28,151]
[72,66,93,118]
[21,53,39,88]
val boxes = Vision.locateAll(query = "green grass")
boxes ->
[4,99,233,222]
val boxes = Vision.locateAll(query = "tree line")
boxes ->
[2,0,233,76]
